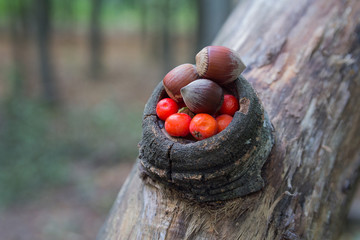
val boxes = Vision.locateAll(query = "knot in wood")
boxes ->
[138,76,274,202]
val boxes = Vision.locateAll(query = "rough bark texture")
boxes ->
[98,0,360,239]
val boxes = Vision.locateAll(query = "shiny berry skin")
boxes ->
[216,114,233,133]
[219,94,239,116]
[189,113,218,140]
[156,98,179,121]
[165,113,191,137]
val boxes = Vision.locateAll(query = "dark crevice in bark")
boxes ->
[143,113,157,120]
[168,143,174,182]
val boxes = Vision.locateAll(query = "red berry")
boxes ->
[219,94,239,116]
[165,113,191,137]
[156,98,179,121]
[216,114,233,133]
[189,113,218,140]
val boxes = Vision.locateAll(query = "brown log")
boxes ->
[97,0,360,239]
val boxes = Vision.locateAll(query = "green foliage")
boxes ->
[0,0,31,19]
[63,100,143,164]
[0,97,70,207]
[0,94,142,207]
[0,0,197,33]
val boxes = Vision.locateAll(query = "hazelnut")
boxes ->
[180,79,224,114]
[163,64,199,102]
[195,46,246,84]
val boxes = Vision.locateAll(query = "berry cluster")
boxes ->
[156,45,245,141]
[156,95,239,140]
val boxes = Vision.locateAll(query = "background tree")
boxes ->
[196,0,231,50]
[89,0,104,80]
[34,0,59,105]
[6,0,32,98]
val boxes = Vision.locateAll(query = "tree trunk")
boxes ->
[161,0,173,74]
[8,0,31,97]
[98,0,360,239]
[89,0,104,80]
[34,0,59,104]
[196,0,231,50]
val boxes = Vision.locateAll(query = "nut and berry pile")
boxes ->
[156,46,245,141]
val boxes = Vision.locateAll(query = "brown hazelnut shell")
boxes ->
[196,46,246,85]
[163,64,198,102]
[180,79,224,115]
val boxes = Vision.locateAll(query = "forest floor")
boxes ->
[0,162,133,240]
[0,31,359,240]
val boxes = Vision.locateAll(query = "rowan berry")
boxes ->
[156,98,178,121]
[165,113,191,137]
[219,94,239,116]
[189,113,218,140]
[216,114,233,133]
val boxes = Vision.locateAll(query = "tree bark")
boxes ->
[98,0,360,239]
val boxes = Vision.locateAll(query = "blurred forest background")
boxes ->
[0,0,237,239]
[0,0,359,239]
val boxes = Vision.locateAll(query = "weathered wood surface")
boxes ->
[98,0,360,239]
